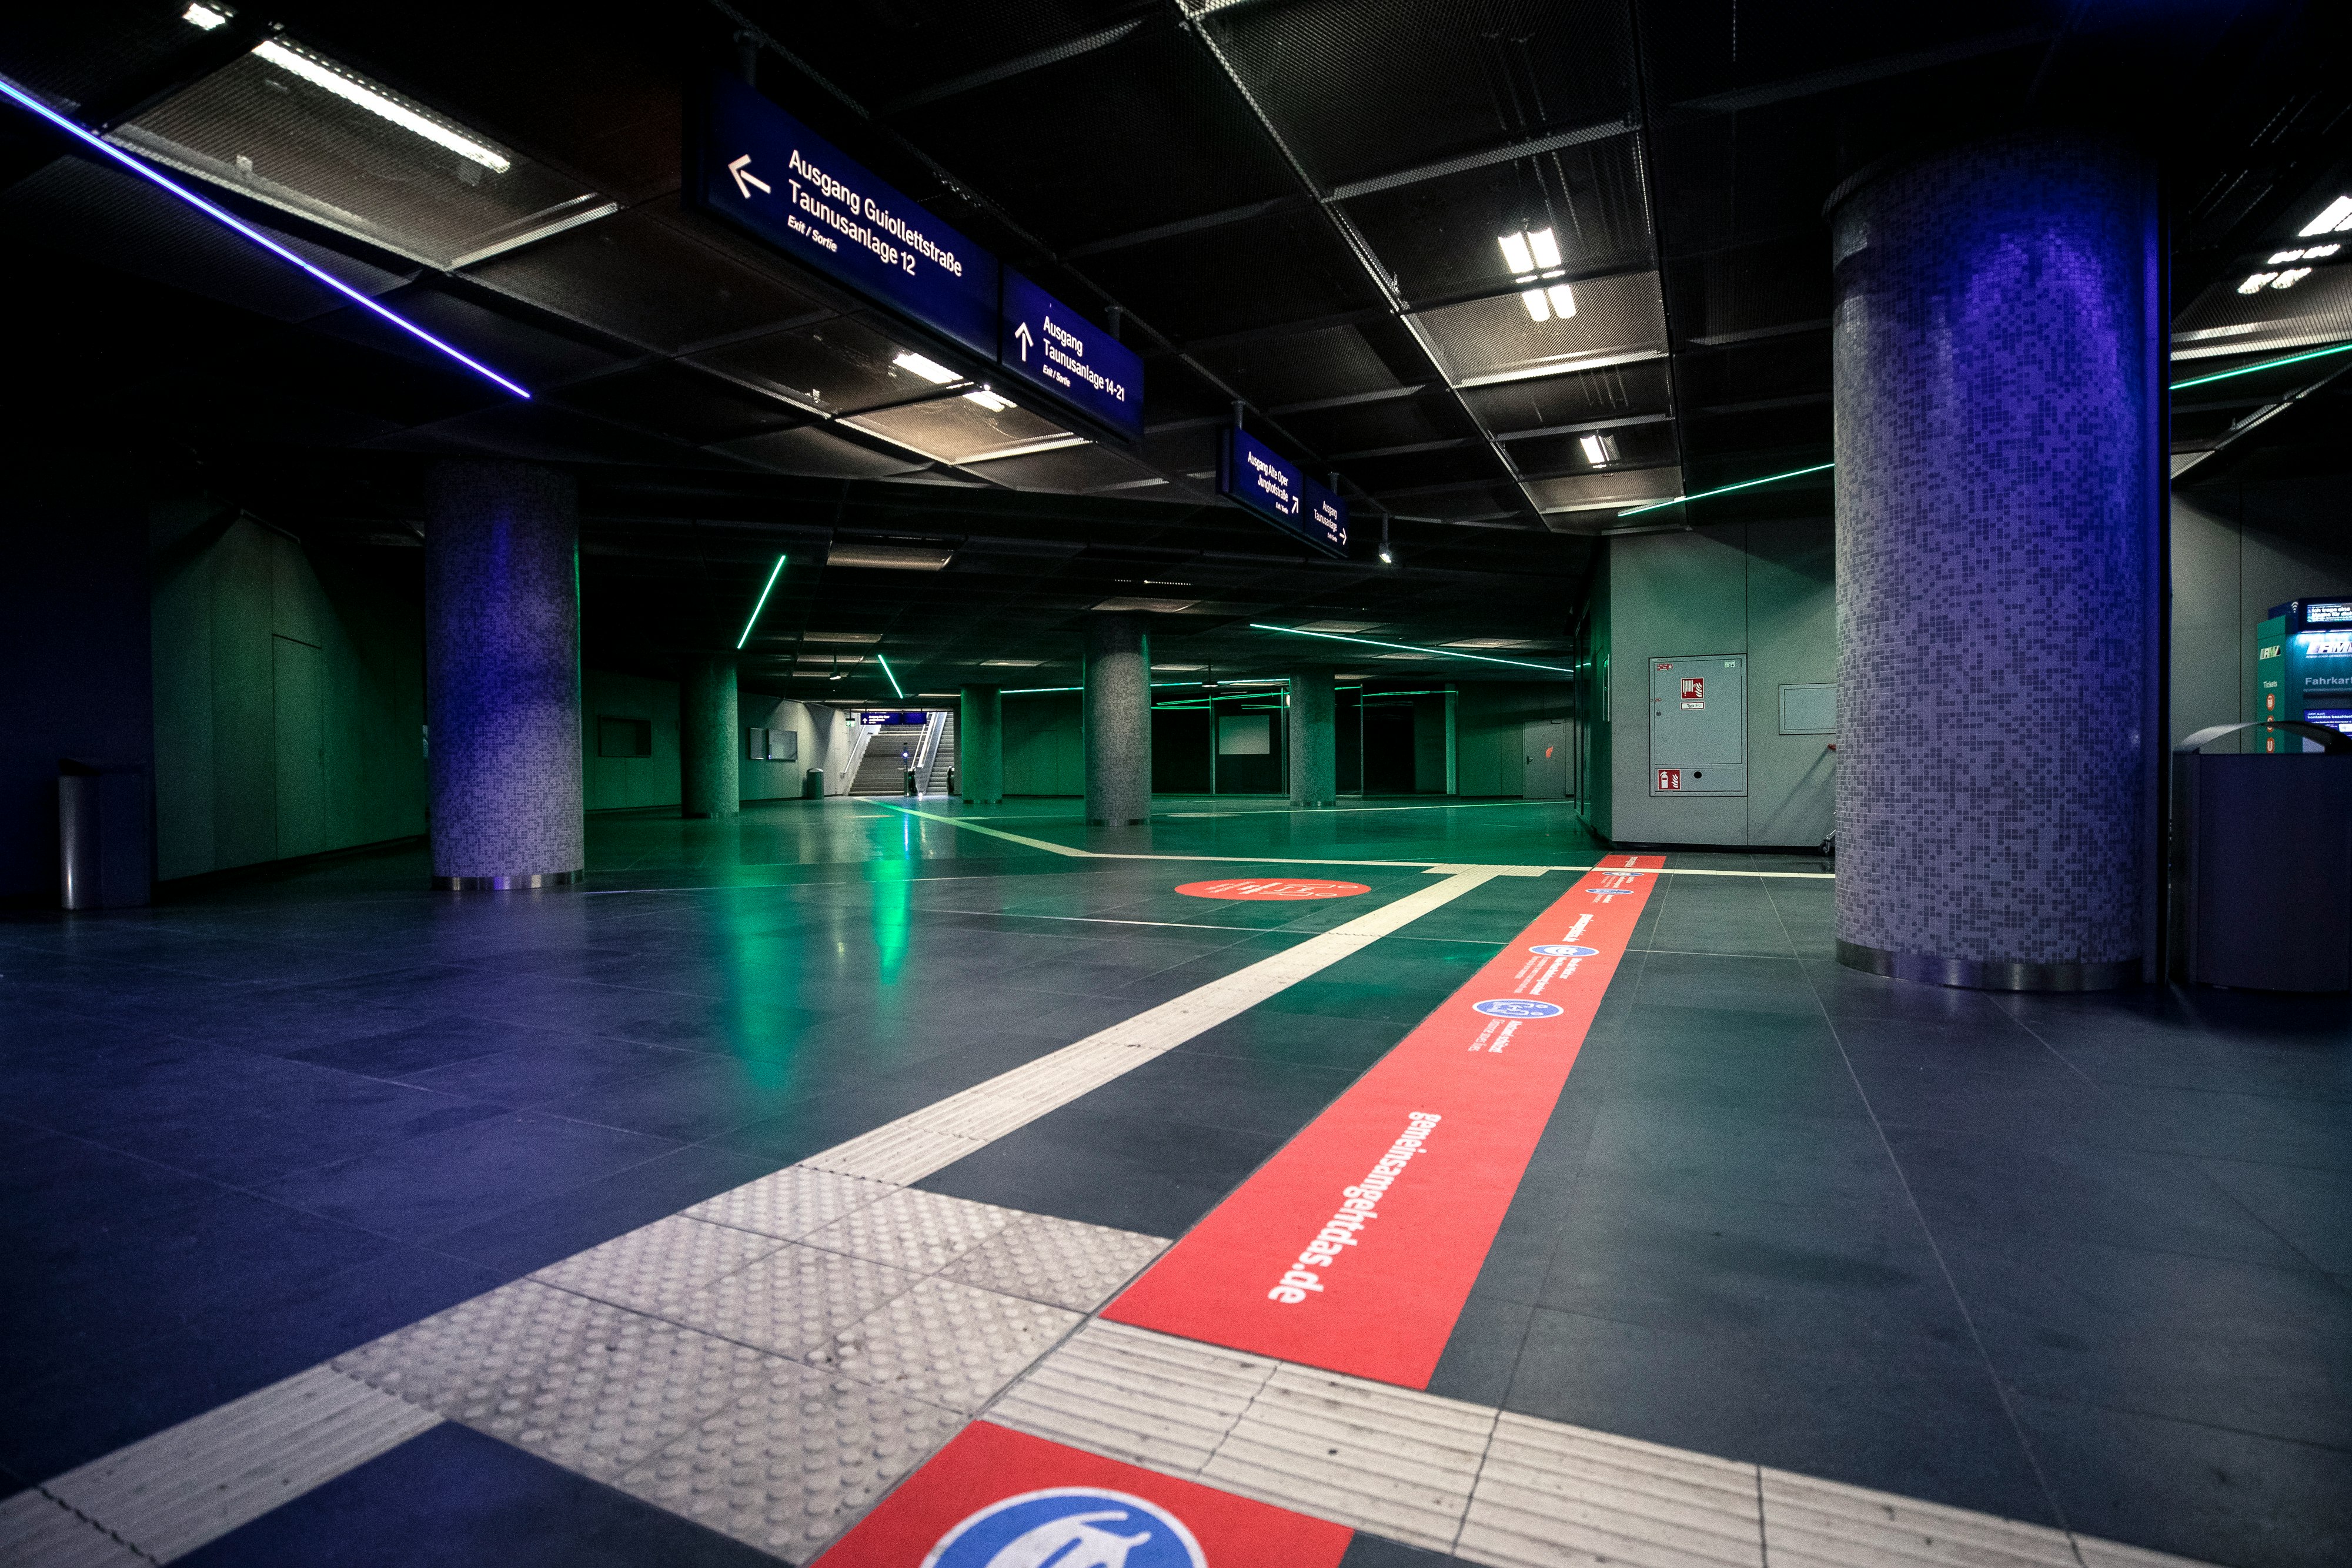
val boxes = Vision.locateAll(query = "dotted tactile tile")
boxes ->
[938,1212,1170,1312]
[684,1165,898,1242]
[614,1363,962,1565]
[802,1186,1018,1274]
[333,1280,792,1478]
[807,1277,1082,1413]
[664,1242,923,1359]
[533,1215,781,1315]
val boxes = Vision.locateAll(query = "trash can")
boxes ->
[2171,721,2352,990]
[802,767,824,800]
[59,760,152,911]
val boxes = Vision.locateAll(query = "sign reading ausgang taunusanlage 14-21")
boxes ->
[1218,429,1349,558]
[696,72,997,358]
[999,269,1143,442]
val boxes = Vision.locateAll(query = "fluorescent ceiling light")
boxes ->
[827,543,953,571]
[893,352,958,385]
[1528,228,1561,269]
[2298,196,2352,237]
[2265,245,2337,263]
[1154,663,1208,671]
[1091,597,1197,613]
[1616,460,1837,517]
[252,41,510,173]
[916,692,958,697]
[1251,623,1573,674]
[2239,272,2280,294]
[963,389,1014,412]
[1521,288,1551,323]
[1445,638,1539,650]
[1497,232,1534,275]
[1548,283,1576,319]
[1373,653,1424,660]
[982,658,1043,667]
[801,630,881,644]
[734,554,787,650]
[183,3,229,28]
[0,75,529,399]
[1578,431,1618,466]
[1297,620,1380,633]
[2273,268,2313,289]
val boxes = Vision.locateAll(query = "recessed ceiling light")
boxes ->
[1093,597,1198,613]
[1444,638,1540,650]
[2297,195,2352,237]
[828,543,953,571]
[981,658,1043,667]
[1497,232,1534,275]
[1372,653,1424,660]
[1521,288,1551,323]
[1548,283,1576,320]
[2272,268,2313,289]
[2238,272,2280,295]
[1297,620,1380,633]
[251,40,510,173]
[801,630,883,644]
[182,3,229,28]
[1154,663,1207,671]
[893,352,958,385]
[1578,431,1618,467]
[963,389,1014,412]
[1528,228,1561,269]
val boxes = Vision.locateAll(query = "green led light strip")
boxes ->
[876,653,906,698]
[1615,462,1836,518]
[2169,340,2352,391]
[734,555,787,649]
[1250,624,1572,675]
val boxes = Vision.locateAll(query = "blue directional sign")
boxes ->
[695,73,997,358]
[1218,429,1349,558]
[998,269,1143,442]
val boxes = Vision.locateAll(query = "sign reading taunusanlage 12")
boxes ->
[1218,428,1349,558]
[998,269,1142,442]
[695,72,997,358]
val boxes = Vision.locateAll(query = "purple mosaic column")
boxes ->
[1830,134,2162,990]
[680,652,739,818]
[424,462,585,890]
[1083,615,1151,825]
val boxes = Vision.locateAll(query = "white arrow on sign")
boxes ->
[727,155,770,199]
[1012,320,1033,362]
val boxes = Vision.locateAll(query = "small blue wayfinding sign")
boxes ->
[998,269,1143,442]
[694,73,997,358]
[1218,429,1349,557]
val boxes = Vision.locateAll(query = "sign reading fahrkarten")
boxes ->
[999,269,1143,442]
[1217,429,1349,559]
[694,72,998,357]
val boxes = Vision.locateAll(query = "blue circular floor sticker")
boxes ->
[924,1488,1205,1568]
[1474,998,1564,1019]
[1527,944,1600,958]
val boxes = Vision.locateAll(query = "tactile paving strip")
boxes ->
[989,1319,1275,1472]
[807,1277,1083,1413]
[1756,1466,2079,1568]
[614,1363,963,1566]
[684,1165,899,1242]
[801,1186,1018,1274]
[662,1242,922,1359]
[334,1279,794,1477]
[0,1491,147,1568]
[938,1212,1170,1312]
[1461,1413,1764,1568]
[532,1215,781,1316]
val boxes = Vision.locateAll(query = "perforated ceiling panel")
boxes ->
[1411,269,1668,386]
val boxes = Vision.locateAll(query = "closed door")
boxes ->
[1523,718,1567,798]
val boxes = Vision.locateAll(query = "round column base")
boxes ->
[1836,940,2137,992]
[1087,817,1150,827]
[432,870,586,891]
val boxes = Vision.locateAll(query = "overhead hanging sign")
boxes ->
[694,72,998,357]
[1218,429,1349,558]
[998,269,1144,442]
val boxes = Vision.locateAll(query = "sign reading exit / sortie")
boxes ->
[998,268,1142,442]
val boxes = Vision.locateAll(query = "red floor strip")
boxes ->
[811,1422,1352,1567]
[1103,855,1661,1389]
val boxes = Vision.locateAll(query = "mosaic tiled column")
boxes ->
[1083,616,1151,825]
[1288,668,1337,808]
[425,462,585,890]
[960,684,1003,805]
[1829,133,2162,990]
[679,652,739,819]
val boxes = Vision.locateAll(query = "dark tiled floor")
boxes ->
[6,797,2348,1568]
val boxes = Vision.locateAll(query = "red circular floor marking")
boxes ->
[1175,877,1371,901]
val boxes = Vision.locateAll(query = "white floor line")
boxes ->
[1160,799,1583,818]
[867,801,1833,879]
[923,908,1506,942]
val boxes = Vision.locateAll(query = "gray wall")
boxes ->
[152,511,425,881]
[2170,482,2352,744]
[1004,692,1084,795]
[582,669,680,811]
[1592,519,1836,847]
[1455,683,1576,797]
[743,695,858,798]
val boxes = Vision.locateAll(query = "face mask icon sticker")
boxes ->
[923,1488,1206,1568]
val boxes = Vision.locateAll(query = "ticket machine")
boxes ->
[2256,597,2352,747]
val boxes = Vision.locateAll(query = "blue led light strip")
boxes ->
[1615,462,1836,518]
[2169,340,2352,392]
[734,554,787,649]
[876,653,906,698]
[0,73,531,399]
[1250,623,1572,675]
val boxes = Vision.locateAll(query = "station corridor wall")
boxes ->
[2170,480,2352,744]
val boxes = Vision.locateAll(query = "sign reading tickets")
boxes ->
[696,72,997,358]
[1000,269,1144,442]
[1218,429,1349,558]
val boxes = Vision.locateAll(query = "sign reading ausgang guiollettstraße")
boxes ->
[696,72,997,358]
[1000,269,1144,442]
[1218,429,1349,558]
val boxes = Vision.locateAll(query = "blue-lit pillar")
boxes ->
[1288,668,1337,807]
[424,461,584,890]
[680,651,739,818]
[1083,615,1151,825]
[960,684,1003,805]
[1829,134,2162,989]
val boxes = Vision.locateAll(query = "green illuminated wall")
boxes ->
[1003,692,1083,795]
[1454,684,1576,797]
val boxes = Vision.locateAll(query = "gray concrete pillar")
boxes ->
[680,651,739,818]
[1829,133,2161,991]
[1288,669,1337,807]
[960,684,1003,804]
[1083,615,1151,825]
[424,461,584,890]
